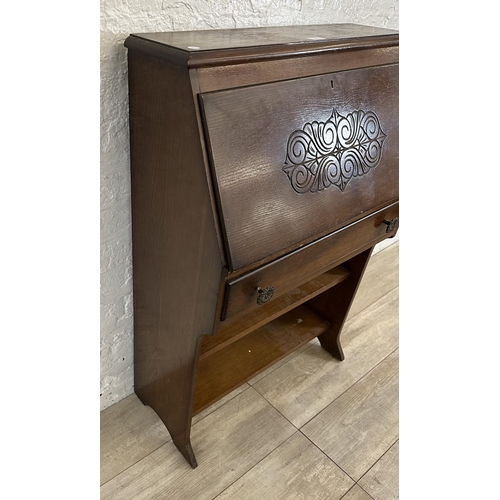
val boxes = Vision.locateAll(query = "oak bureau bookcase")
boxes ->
[124,24,399,468]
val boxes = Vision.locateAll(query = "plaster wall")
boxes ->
[100,0,399,410]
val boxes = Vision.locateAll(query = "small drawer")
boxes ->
[221,202,398,321]
[201,64,398,271]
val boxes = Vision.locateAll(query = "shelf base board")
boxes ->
[193,304,330,415]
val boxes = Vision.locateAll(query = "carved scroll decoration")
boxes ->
[283,109,387,193]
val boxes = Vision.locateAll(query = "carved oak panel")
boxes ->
[283,108,387,193]
[200,64,398,271]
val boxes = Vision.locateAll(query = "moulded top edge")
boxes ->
[124,24,399,67]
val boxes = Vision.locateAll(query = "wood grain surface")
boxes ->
[127,50,223,467]
[125,24,398,68]
[201,64,398,270]
[194,305,330,414]
[196,46,399,93]
[131,24,398,52]
[125,23,399,469]
[202,265,350,356]
[223,202,398,319]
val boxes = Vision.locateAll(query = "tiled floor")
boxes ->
[100,242,399,500]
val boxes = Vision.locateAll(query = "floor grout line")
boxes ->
[355,483,377,500]
[251,384,301,431]
[299,429,358,483]
[101,385,258,487]
[356,437,399,483]
[101,386,296,492]
[100,440,169,488]
[101,297,399,490]
[101,344,399,493]
[250,343,399,496]
[208,430,303,500]
[100,243,399,496]
[248,282,399,433]
[297,390,398,497]
[297,343,399,431]
[339,483,377,500]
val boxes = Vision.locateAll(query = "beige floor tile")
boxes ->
[340,484,374,500]
[252,288,398,428]
[100,387,296,500]
[100,393,172,485]
[302,349,399,481]
[359,440,399,500]
[215,432,354,500]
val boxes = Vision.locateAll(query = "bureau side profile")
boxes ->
[124,24,399,468]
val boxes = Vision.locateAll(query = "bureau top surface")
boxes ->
[125,24,398,66]
[130,24,397,52]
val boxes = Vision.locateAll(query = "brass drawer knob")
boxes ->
[382,217,399,233]
[256,286,275,305]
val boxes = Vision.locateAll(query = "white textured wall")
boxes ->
[100,0,399,411]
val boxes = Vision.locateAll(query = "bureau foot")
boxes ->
[318,331,345,361]
[135,335,204,469]
[172,436,198,469]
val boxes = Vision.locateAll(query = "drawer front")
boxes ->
[222,202,398,321]
[200,64,398,271]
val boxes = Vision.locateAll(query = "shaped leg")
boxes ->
[308,247,374,361]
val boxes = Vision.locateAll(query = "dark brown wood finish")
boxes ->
[127,51,223,468]
[125,24,399,468]
[126,24,397,67]
[223,202,398,321]
[131,24,397,50]
[195,45,399,93]
[202,266,351,357]
[311,248,374,360]
[200,64,398,270]
[194,305,331,414]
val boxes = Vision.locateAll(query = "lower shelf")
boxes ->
[193,304,330,414]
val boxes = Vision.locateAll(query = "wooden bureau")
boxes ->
[124,24,399,468]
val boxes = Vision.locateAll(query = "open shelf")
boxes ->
[193,303,331,414]
[200,265,350,360]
